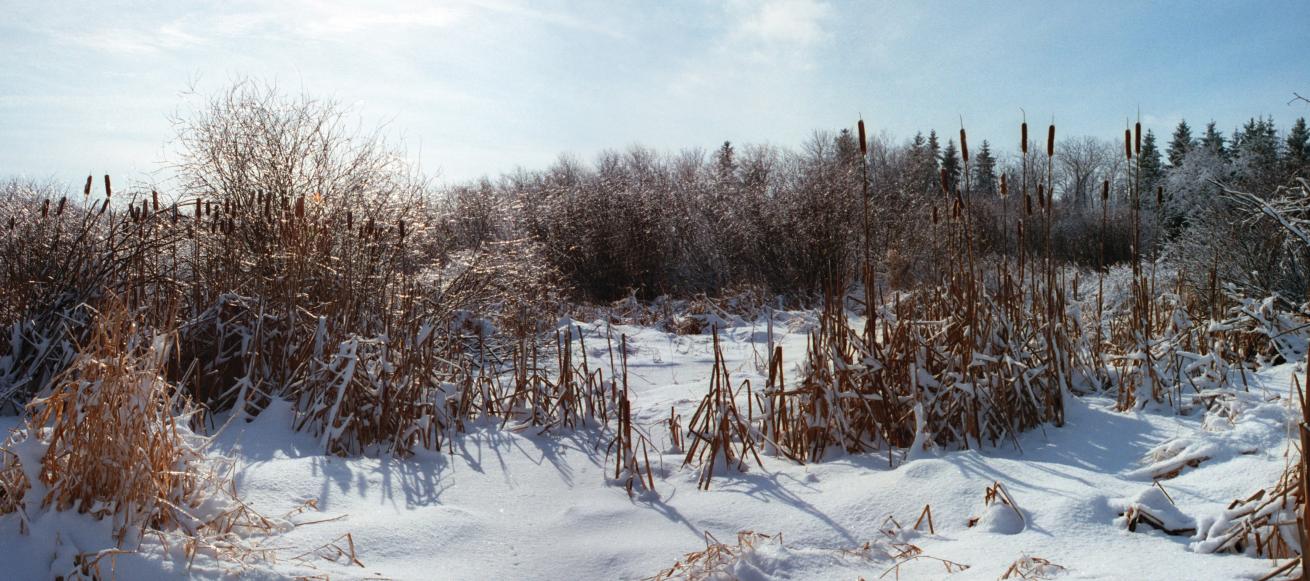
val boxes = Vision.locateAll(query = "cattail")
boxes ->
[142,200,149,219]
[1156,185,1163,206]
[1021,122,1028,153]
[103,174,112,199]
[1000,173,1008,197]
[857,119,868,155]
[1135,122,1142,155]
[129,205,138,222]
[1046,125,1055,157]
[1124,129,1132,161]
[295,195,305,219]
[263,195,271,219]
[172,205,179,224]
[1025,192,1033,216]
[99,199,109,215]
[1037,183,1045,209]
[959,128,969,163]
[56,197,66,216]
[42,199,49,218]
[152,190,160,212]
[932,206,939,225]
[398,219,406,241]
[1101,180,1110,202]
[347,210,354,230]
[195,199,202,223]
[940,168,949,195]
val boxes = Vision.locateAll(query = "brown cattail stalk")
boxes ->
[1021,123,1028,153]
[1000,173,1008,197]
[857,119,868,155]
[104,175,112,199]
[1135,122,1142,155]
[960,128,969,163]
[1124,129,1133,161]
[1046,125,1055,157]
[83,176,93,197]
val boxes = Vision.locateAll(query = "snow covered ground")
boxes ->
[1,312,1301,580]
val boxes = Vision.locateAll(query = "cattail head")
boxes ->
[1021,122,1028,153]
[42,199,49,218]
[1101,179,1109,202]
[1156,185,1163,206]
[931,206,939,225]
[83,176,93,197]
[1046,125,1055,157]
[940,168,949,195]
[195,198,202,222]
[398,219,406,240]
[857,119,868,156]
[1025,192,1033,216]
[151,190,159,212]
[295,195,305,219]
[1000,173,1008,198]
[172,205,179,224]
[104,174,112,199]
[56,197,66,216]
[347,210,354,230]
[959,128,969,163]
[1135,122,1142,155]
[142,200,149,220]
[1037,183,1045,209]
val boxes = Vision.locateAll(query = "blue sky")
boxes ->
[2,1,1308,189]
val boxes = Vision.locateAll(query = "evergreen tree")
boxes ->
[1140,129,1164,195]
[1232,116,1281,193]
[940,139,961,194]
[1167,119,1194,167]
[1200,121,1227,159]
[715,141,736,181]
[1284,117,1310,181]
[972,140,998,196]
[908,132,938,194]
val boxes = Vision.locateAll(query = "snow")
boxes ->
[0,312,1301,580]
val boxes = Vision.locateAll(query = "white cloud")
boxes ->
[733,0,831,48]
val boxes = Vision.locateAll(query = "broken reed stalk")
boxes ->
[682,326,763,490]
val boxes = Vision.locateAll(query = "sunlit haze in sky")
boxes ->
[3,1,1309,190]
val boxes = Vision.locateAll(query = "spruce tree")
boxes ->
[1167,119,1194,167]
[940,139,961,194]
[972,140,998,196]
[1284,117,1309,181]
[1232,116,1281,193]
[1200,121,1227,159]
[1140,129,1164,195]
